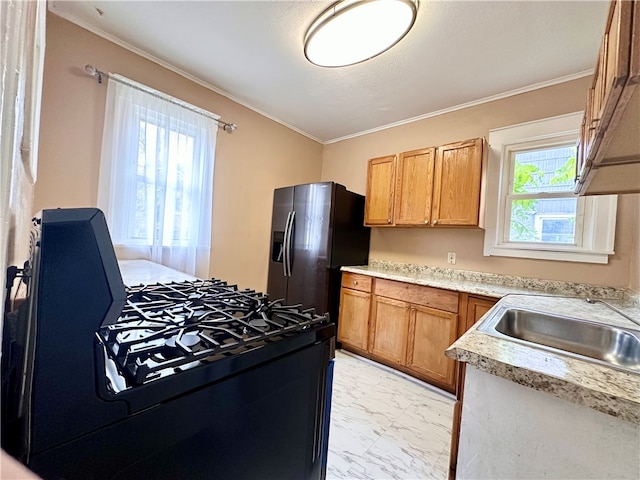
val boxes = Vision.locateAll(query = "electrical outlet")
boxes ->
[447,252,456,265]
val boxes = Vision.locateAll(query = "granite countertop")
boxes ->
[342,259,639,316]
[342,259,640,423]
[446,295,640,424]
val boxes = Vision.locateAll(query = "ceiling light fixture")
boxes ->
[304,0,418,68]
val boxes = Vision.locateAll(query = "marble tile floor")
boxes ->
[327,350,455,480]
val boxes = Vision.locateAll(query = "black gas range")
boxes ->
[1,208,335,480]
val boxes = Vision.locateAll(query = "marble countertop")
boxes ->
[446,295,640,424]
[342,260,640,422]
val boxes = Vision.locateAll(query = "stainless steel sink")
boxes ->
[477,306,640,373]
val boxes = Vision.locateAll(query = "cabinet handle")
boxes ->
[424,219,429,224]
[387,218,391,224]
[433,219,438,225]
[353,281,358,285]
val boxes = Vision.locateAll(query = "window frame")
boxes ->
[484,112,617,264]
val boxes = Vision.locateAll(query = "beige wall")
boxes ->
[35,13,323,291]
[36,14,638,292]
[322,77,637,289]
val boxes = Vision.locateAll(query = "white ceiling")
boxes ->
[49,1,610,144]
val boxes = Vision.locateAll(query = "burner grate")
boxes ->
[97,279,328,389]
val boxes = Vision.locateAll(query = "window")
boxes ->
[132,112,199,245]
[98,74,218,275]
[506,143,581,244]
[484,113,617,264]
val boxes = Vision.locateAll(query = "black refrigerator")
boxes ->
[267,182,370,331]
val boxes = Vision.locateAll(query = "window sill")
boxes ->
[483,244,613,264]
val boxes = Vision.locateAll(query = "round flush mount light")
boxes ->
[304,0,418,68]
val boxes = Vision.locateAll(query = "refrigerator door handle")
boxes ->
[282,211,292,277]
[286,210,295,277]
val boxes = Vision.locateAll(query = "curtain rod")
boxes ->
[84,64,238,133]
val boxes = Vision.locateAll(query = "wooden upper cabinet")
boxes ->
[394,148,436,226]
[581,0,631,162]
[599,0,632,132]
[432,138,484,226]
[576,0,640,195]
[364,155,396,226]
[364,138,484,227]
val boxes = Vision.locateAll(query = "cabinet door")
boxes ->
[394,148,436,226]
[465,296,496,331]
[580,0,633,169]
[432,138,483,226]
[370,296,410,365]
[576,115,587,186]
[337,288,371,351]
[597,0,632,139]
[407,304,458,389]
[582,85,598,173]
[364,155,396,226]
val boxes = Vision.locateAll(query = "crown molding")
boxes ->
[325,70,593,144]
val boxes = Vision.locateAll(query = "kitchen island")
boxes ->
[446,294,640,479]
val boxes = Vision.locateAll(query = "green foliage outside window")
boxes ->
[510,156,576,241]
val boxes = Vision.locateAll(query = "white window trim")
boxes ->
[484,112,617,264]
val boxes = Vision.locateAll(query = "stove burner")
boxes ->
[165,332,200,348]
[97,279,328,391]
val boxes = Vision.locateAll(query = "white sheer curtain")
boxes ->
[1,0,46,292]
[98,74,217,276]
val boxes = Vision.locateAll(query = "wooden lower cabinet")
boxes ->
[338,275,500,396]
[370,296,411,365]
[337,288,371,353]
[407,305,458,388]
[368,279,460,392]
[465,295,496,331]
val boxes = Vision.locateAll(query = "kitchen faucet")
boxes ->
[585,298,640,328]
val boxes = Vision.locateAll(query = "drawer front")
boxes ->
[342,272,373,293]
[375,278,458,313]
